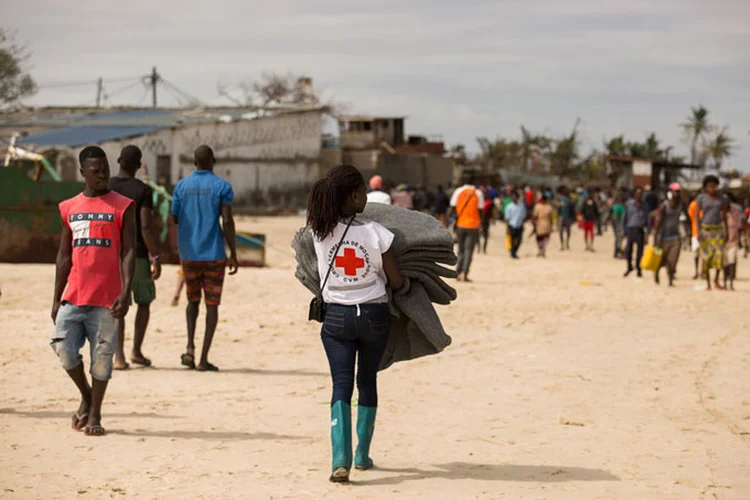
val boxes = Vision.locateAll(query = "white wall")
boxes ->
[61,111,329,207]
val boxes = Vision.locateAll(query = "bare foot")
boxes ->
[113,359,130,370]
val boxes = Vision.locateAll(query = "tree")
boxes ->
[605,135,627,157]
[219,72,323,112]
[0,29,37,107]
[449,143,468,165]
[548,119,581,178]
[704,126,735,170]
[680,105,712,166]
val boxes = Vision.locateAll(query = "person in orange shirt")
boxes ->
[688,192,702,280]
[449,172,484,282]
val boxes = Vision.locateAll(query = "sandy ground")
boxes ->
[1,216,748,500]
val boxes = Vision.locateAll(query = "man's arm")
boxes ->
[140,206,162,280]
[111,205,136,319]
[51,222,73,323]
[221,204,239,275]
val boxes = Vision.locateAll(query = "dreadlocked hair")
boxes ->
[307,164,365,240]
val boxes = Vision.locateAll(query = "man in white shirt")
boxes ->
[449,172,484,281]
[366,176,392,205]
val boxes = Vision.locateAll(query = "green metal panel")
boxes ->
[0,168,83,263]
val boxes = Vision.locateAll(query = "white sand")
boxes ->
[0,216,748,499]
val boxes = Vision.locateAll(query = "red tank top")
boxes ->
[59,191,133,307]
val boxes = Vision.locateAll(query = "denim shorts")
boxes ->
[50,302,117,381]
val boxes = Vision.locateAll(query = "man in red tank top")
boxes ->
[51,146,136,437]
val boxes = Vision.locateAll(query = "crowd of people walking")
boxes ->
[365,173,749,289]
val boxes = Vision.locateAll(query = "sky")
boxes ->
[6,0,750,170]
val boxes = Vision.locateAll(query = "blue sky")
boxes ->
[6,0,750,170]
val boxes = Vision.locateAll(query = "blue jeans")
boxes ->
[51,302,117,381]
[321,303,390,408]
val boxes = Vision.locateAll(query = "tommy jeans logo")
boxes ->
[74,238,112,248]
[69,212,115,223]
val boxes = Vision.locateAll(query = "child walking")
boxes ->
[307,164,403,483]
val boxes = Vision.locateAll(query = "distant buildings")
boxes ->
[1,106,340,208]
[338,115,451,189]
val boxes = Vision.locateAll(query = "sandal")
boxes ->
[196,362,219,372]
[181,353,195,369]
[131,356,152,367]
[84,424,106,437]
[71,412,89,431]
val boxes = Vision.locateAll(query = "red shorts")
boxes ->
[582,221,595,238]
[181,260,226,305]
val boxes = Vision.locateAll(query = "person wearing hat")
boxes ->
[652,183,687,286]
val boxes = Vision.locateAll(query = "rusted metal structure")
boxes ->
[0,167,83,263]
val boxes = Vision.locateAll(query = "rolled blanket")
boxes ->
[291,204,456,369]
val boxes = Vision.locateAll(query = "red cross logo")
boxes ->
[335,247,365,276]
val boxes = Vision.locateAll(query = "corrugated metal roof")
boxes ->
[17,125,167,147]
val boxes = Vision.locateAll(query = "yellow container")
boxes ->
[505,233,512,250]
[640,244,663,272]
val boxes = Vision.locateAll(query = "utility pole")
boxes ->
[150,67,160,108]
[95,77,103,107]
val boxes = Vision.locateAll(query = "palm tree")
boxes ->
[680,105,712,166]
[704,126,735,170]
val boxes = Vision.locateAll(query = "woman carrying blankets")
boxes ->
[307,164,403,483]
[695,175,728,291]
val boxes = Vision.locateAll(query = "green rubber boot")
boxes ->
[354,405,377,470]
[329,401,352,483]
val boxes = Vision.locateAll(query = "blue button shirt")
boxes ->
[171,170,234,261]
[504,201,527,228]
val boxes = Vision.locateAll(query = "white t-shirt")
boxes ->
[313,220,395,305]
[367,191,392,205]
[449,185,484,209]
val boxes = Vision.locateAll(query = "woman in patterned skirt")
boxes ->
[695,175,728,291]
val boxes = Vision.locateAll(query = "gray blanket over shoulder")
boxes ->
[292,203,456,370]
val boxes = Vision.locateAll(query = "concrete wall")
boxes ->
[375,155,453,190]
[341,131,376,150]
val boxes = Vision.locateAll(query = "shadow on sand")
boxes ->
[356,462,620,486]
[151,367,327,377]
[106,428,306,441]
[0,408,179,420]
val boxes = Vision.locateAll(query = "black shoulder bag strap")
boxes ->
[309,215,356,323]
[457,189,477,220]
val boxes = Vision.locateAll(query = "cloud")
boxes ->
[4,0,749,169]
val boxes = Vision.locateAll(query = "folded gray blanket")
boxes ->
[292,204,456,370]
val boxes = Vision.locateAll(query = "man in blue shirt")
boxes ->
[171,145,238,372]
[504,190,527,259]
[622,187,650,278]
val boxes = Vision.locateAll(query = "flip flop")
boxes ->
[113,362,130,371]
[71,412,89,431]
[84,424,106,437]
[196,362,219,372]
[181,353,195,369]
[131,357,152,367]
